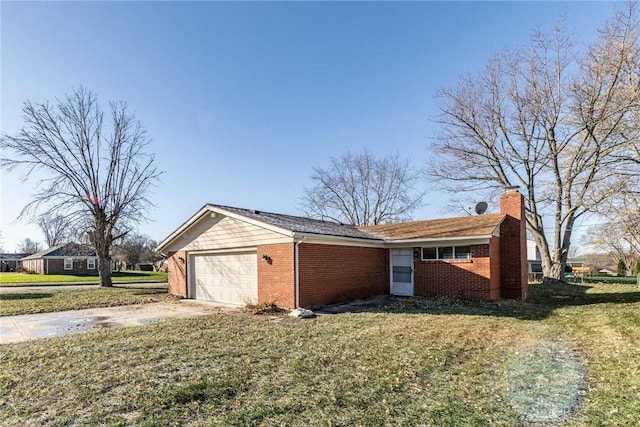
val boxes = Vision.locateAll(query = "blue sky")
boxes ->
[0,1,619,251]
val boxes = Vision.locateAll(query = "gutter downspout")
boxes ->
[294,236,306,309]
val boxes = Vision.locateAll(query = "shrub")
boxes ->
[242,301,286,315]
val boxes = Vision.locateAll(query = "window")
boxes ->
[64,258,73,270]
[439,247,454,259]
[422,247,437,260]
[455,246,471,259]
[422,246,472,260]
[87,258,96,270]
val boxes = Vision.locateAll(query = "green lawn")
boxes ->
[0,286,168,316]
[0,270,168,286]
[575,275,639,285]
[1,282,640,425]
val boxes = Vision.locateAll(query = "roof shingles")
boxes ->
[210,204,378,240]
[22,243,96,260]
[358,213,505,240]
[212,204,504,242]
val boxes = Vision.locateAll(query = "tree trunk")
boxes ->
[98,256,113,287]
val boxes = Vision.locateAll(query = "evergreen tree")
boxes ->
[617,260,627,277]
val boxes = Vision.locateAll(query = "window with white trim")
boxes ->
[87,258,96,270]
[422,246,472,260]
[64,258,73,270]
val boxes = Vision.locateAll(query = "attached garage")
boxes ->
[158,190,527,308]
[191,252,258,305]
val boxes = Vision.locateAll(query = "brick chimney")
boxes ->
[499,187,528,299]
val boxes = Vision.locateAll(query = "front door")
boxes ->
[390,248,414,296]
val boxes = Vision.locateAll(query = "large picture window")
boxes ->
[422,246,471,260]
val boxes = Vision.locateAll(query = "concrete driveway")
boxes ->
[0,300,230,344]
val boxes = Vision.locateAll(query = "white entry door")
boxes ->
[390,248,414,296]
[191,252,258,305]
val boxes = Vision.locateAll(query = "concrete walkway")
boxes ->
[0,300,230,344]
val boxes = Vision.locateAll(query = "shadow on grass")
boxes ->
[112,271,166,278]
[319,282,640,321]
[0,292,53,301]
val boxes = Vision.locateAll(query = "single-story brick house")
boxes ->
[156,189,527,308]
[21,243,98,275]
[0,253,29,272]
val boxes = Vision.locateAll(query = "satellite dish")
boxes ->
[475,201,488,215]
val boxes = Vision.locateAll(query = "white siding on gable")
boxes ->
[165,214,293,252]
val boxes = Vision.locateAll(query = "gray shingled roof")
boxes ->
[210,204,380,240]
[22,243,96,260]
[0,253,29,261]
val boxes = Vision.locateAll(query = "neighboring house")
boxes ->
[134,262,154,271]
[21,243,98,275]
[0,253,29,272]
[156,189,527,308]
[568,261,598,276]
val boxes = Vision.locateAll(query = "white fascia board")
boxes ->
[383,235,494,247]
[292,232,385,248]
[290,232,496,248]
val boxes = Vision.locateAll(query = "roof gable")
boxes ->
[22,243,96,260]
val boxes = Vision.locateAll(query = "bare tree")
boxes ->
[114,233,155,269]
[299,149,424,226]
[17,238,41,255]
[0,88,161,286]
[586,187,640,276]
[427,4,640,282]
[38,213,70,247]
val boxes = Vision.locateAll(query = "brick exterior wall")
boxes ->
[22,258,98,275]
[489,237,502,299]
[168,251,188,297]
[413,244,499,299]
[499,190,528,299]
[257,243,295,308]
[297,243,388,308]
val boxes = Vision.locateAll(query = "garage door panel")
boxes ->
[192,252,257,305]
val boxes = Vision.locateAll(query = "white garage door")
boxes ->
[192,252,258,305]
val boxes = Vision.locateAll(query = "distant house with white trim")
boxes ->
[21,243,98,275]
[0,253,29,272]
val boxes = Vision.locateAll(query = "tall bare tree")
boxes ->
[427,4,640,282]
[0,88,161,286]
[299,149,424,226]
[38,213,70,247]
[17,238,41,255]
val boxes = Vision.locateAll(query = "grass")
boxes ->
[0,286,168,316]
[1,282,640,425]
[0,270,168,286]
[574,275,639,285]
